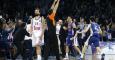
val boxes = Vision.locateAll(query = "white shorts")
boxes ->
[32,35,44,47]
[73,37,79,46]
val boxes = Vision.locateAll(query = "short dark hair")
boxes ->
[20,22,26,28]
[90,16,95,22]
[48,9,53,15]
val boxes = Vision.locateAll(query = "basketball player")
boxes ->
[73,18,86,57]
[73,18,90,60]
[64,16,76,60]
[31,8,45,60]
[80,17,102,60]
[73,30,82,57]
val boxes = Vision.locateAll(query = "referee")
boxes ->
[44,0,60,60]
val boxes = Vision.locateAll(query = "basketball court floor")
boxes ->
[84,41,115,60]
[49,42,115,60]
[47,41,115,60]
[6,41,115,60]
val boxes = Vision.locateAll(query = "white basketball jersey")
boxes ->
[32,16,42,37]
[56,24,61,35]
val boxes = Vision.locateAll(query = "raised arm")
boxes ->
[40,16,46,38]
[52,0,60,13]
[51,0,57,10]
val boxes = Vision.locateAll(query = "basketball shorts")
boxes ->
[73,37,79,46]
[89,36,100,47]
[32,35,44,47]
[66,35,73,46]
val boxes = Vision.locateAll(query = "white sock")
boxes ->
[97,52,101,59]
[80,52,82,55]
[66,53,69,58]
[80,53,83,58]
[37,55,41,60]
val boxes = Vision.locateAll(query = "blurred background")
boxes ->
[0,0,115,60]
[0,0,114,37]
[0,0,113,20]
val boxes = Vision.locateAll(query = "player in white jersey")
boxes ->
[32,16,44,46]
[31,8,45,60]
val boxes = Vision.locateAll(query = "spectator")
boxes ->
[13,21,30,60]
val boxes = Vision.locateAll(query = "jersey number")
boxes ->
[34,26,40,30]
[94,25,99,31]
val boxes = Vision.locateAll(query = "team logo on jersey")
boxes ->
[34,26,40,30]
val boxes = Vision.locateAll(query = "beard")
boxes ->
[35,13,40,16]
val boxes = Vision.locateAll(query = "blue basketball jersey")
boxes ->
[68,22,74,36]
[91,22,100,33]
[91,22,100,38]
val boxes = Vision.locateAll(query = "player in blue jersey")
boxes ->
[89,17,102,59]
[89,17,102,53]
[79,17,102,60]
[64,16,76,60]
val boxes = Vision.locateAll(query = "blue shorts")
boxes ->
[88,36,100,47]
[66,35,73,46]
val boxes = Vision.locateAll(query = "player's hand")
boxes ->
[63,26,67,30]
[77,31,82,33]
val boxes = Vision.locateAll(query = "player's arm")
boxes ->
[90,26,93,36]
[73,30,83,40]
[99,26,102,35]
[30,18,33,35]
[74,31,78,39]
[40,16,46,39]
[51,0,57,10]
[42,16,46,31]
[82,24,91,33]
[74,24,84,38]
[52,0,60,13]
[108,20,112,26]
[81,25,93,58]
[48,0,60,26]
[63,26,67,30]
[72,22,77,29]
[74,25,81,38]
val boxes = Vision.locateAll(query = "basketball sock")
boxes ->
[80,53,83,58]
[66,53,69,58]
[80,52,82,55]
[37,55,41,60]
